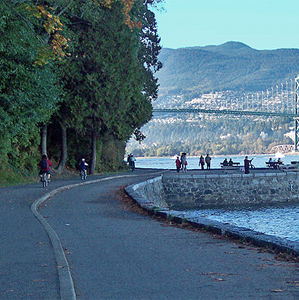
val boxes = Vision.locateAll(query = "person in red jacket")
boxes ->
[39,154,52,180]
[175,156,181,172]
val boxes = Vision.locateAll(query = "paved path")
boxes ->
[0,177,79,299]
[1,169,299,299]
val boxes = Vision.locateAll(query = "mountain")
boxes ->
[156,41,299,101]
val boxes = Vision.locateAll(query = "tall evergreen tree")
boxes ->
[51,0,162,173]
[0,2,62,170]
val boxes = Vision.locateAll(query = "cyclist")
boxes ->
[79,158,88,179]
[39,154,52,181]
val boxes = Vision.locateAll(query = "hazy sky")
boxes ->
[153,0,299,50]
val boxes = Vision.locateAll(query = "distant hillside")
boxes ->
[157,41,299,101]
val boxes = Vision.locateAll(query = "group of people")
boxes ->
[38,152,258,182]
[222,156,253,174]
[199,154,211,170]
[267,157,283,169]
[268,157,283,164]
[175,153,188,172]
[222,158,235,166]
[39,155,89,182]
[39,152,137,183]
[175,153,212,172]
[174,154,256,174]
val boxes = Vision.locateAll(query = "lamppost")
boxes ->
[294,76,299,151]
[281,82,284,112]
[271,86,274,112]
[286,81,289,113]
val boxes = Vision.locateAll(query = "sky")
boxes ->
[153,0,299,50]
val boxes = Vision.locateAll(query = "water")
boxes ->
[184,206,299,242]
[135,154,298,170]
[136,154,299,242]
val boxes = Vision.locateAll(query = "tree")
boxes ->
[51,0,162,173]
[0,2,62,169]
[0,0,163,175]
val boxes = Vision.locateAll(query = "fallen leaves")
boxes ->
[184,268,192,272]
[201,272,235,282]
[270,289,284,293]
[214,277,226,282]
[286,280,299,286]
[33,279,47,282]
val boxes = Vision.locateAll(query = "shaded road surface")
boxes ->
[0,176,81,299]
[40,170,299,299]
[1,169,299,299]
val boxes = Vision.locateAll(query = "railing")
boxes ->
[153,108,297,118]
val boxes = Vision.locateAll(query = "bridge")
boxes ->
[153,76,299,151]
[271,144,295,153]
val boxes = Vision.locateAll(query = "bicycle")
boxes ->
[80,169,87,181]
[41,172,49,188]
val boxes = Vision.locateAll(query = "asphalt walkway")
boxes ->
[1,169,299,299]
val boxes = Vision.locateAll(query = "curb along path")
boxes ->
[35,170,299,299]
[31,171,166,300]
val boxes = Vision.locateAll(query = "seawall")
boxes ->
[125,170,299,256]
[124,176,168,210]
[163,172,299,209]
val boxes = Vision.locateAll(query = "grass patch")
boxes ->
[0,163,38,187]
[0,162,131,188]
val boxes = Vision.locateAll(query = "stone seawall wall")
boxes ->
[163,172,299,210]
[125,176,168,209]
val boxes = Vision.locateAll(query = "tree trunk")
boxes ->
[41,125,47,155]
[56,123,67,174]
[90,130,97,174]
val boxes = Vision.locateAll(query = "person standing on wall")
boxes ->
[130,154,136,171]
[205,154,211,170]
[244,156,253,174]
[175,156,181,172]
[199,155,205,169]
[181,153,187,172]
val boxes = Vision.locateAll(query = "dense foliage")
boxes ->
[0,2,62,171]
[0,0,162,178]
[127,115,294,157]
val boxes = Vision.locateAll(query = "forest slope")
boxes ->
[157,41,299,100]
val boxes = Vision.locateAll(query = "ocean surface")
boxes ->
[135,154,298,170]
[136,154,299,242]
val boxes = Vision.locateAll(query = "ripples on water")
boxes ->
[186,204,299,242]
